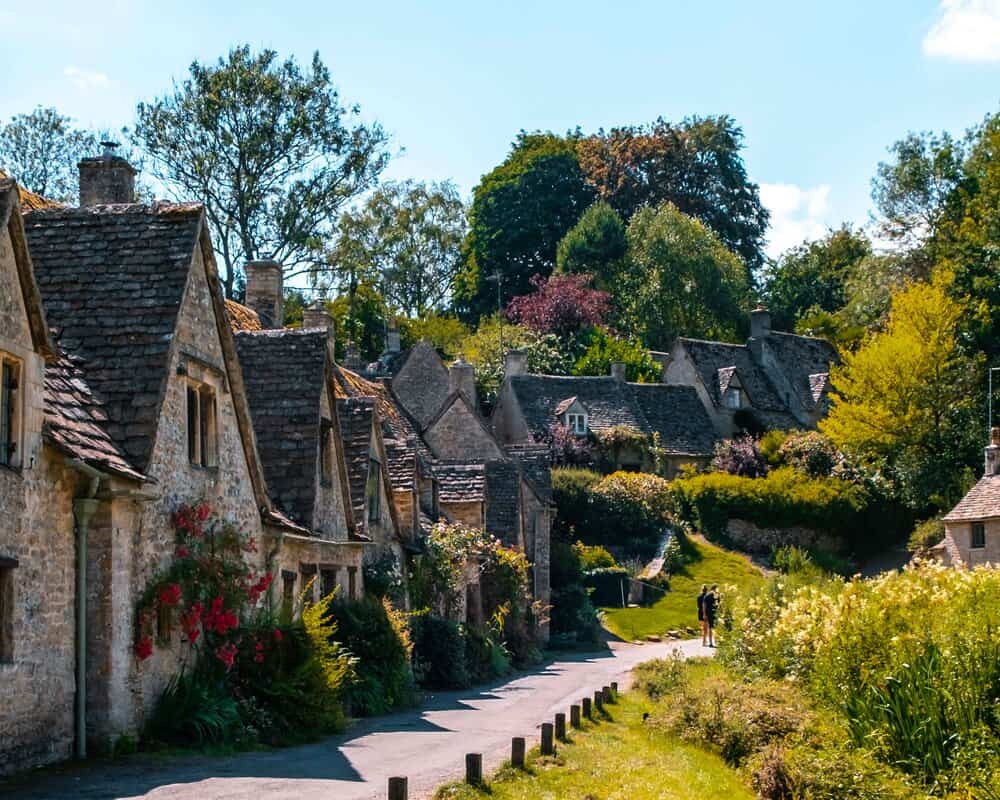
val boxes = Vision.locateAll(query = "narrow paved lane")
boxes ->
[3,639,710,800]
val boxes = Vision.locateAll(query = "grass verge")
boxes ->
[433,693,752,800]
[600,536,764,641]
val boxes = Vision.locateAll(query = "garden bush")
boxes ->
[411,613,470,690]
[551,467,602,539]
[573,541,617,571]
[632,652,687,699]
[582,566,630,607]
[548,540,601,643]
[711,435,769,477]
[908,516,945,555]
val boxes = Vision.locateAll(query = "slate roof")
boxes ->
[435,462,486,503]
[337,396,376,520]
[23,203,204,471]
[506,375,717,456]
[485,460,520,541]
[505,443,554,502]
[764,332,838,411]
[629,383,718,456]
[234,328,329,526]
[943,476,1000,522]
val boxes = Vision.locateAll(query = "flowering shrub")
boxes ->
[546,421,593,466]
[711,435,769,478]
[722,562,1000,793]
[591,470,673,541]
[776,431,839,477]
[505,272,610,338]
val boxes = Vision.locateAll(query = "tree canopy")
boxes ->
[135,45,390,297]
[555,201,628,288]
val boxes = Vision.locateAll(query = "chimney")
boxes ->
[344,341,363,371]
[750,305,771,339]
[986,427,1000,476]
[244,260,284,329]
[504,349,528,377]
[302,298,332,332]
[610,361,626,382]
[449,356,477,409]
[78,141,136,206]
[387,318,401,354]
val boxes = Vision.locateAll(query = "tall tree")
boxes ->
[821,278,980,512]
[0,107,96,202]
[620,203,751,349]
[576,116,769,275]
[135,45,390,297]
[329,180,465,316]
[455,132,595,320]
[555,201,628,288]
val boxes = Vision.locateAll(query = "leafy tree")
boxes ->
[576,116,769,274]
[0,107,97,202]
[456,133,595,320]
[555,201,627,287]
[399,314,469,360]
[821,278,981,512]
[573,327,662,382]
[330,180,466,316]
[135,45,390,297]
[619,203,751,349]
[505,273,610,338]
[329,282,387,363]
[764,226,872,331]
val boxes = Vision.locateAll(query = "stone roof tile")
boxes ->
[337,396,376,519]
[435,461,486,503]
[943,476,1000,522]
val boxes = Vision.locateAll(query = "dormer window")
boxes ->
[0,354,22,468]
[186,381,218,468]
[566,413,588,436]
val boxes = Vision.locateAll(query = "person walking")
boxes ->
[704,584,719,647]
[697,584,709,646]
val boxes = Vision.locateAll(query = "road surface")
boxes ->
[2,639,710,800]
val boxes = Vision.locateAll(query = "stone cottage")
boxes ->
[659,306,838,437]
[941,429,1000,566]
[491,352,717,476]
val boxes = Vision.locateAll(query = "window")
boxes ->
[566,413,587,436]
[0,557,16,662]
[724,387,744,410]
[366,458,382,522]
[319,419,334,487]
[972,523,986,549]
[280,570,296,622]
[300,563,318,606]
[320,567,338,599]
[0,355,21,468]
[186,382,217,468]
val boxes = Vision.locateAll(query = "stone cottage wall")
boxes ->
[424,399,503,461]
[725,518,843,555]
[943,519,1000,566]
[440,500,484,529]
[312,385,349,542]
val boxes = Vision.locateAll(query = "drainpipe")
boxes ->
[67,460,104,761]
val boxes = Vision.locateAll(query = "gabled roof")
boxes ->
[504,374,717,457]
[24,202,204,471]
[943,476,1000,522]
[336,396,377,521]
[716,366,740,397]
[554,396,581,416]
[629,383,718,456]
[234,327,330,526]
[505,443,554,503]
[0,170,63,213]
[764,331,838,410]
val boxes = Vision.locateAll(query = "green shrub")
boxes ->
[908,517,945,555]
[551,467,603,539]
[573,541,617,570]
[549,582,601,643]
[326,596,414,715]
[590,470,672,545]
[146,668,242,746]
[776,431,840,477]
[632,652,687,699]
[582,566,630,607]
[411,614,470,689]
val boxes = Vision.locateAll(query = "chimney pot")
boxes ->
[78,145,136,206]
[750,305,772,340]
[450,356,477,409]
[504,349,528,377]
[610,361,626,382]
[244,260,284,329]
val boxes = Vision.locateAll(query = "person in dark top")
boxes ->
[697,584,708,646]
[704,584,719,647]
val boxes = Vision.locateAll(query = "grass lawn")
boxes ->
[433,693,752,800]
[601,536,764,641]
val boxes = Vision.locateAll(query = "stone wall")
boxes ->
[440,500,484,529]
[424,399,503,462]
[943,519,1000,566]
[725,518,843,555]
[312,385,349,542]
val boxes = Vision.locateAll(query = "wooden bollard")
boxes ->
[610,681,618,697]
[540,722,555,756]
[511,737,526,768]
[388,776,408,800]
[582,697,592,719]
[465,753,483,785]
[602,685,613,704]
[570,704,581,728]
[555,712,567,741]
[594,690,603,712]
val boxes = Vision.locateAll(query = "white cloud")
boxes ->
[923,0,1000,61]
[759,182,831,259]
[63,65,112,91]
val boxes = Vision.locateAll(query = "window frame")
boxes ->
[0,354,23,469]
[972,522,986,550]
[724,387,744,410]
[186,379,218,469]
[565,412,588,436]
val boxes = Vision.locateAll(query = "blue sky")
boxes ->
[2,0,999,257]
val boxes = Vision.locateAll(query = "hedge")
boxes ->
[583,566,631,607]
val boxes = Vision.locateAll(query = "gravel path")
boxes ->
[1,639,711,800]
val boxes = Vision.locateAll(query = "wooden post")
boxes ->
[540,722,554,756]
[594,690,603,712]
[511,737,526,768]
[602,685,612,704]
[465,753,483,786]
[582,697,592,719]
[555,712,567,741]
[570,704,582,728]
[610,681,619,697]
[388,776,408,800]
